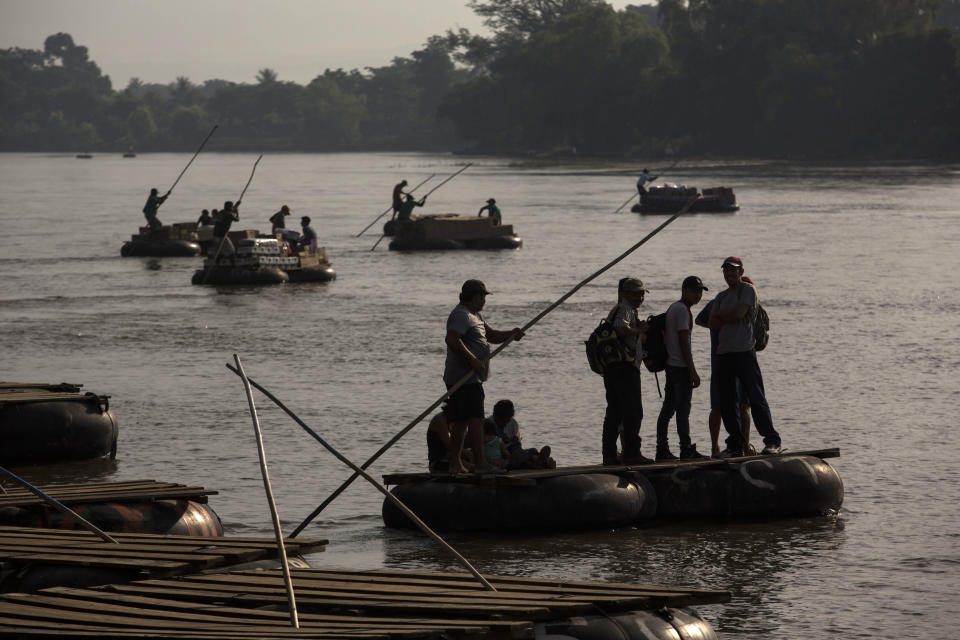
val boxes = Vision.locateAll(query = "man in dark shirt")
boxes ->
[391,180,408,219]
[477,198,501,225]
[397,194,426,222]
[211,200,240,265]
[269,205,291,234]
[142,188,169,233]
[296,216,318,254]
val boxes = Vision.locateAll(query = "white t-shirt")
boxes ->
[665,300,693,368]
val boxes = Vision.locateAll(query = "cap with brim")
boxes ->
[622,277,649,293]
[461,279,491,298]
[722,256,743,268]
[682,275,708,291]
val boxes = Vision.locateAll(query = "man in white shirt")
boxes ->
[655,276,709,460]
[636,168,658,197]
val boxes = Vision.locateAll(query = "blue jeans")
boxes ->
[602,363,643,460]
[656,365,693,451]
[716,350,780,452]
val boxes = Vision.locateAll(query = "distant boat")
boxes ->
[632,184,739,214]
[123,152,136,158]
[75,153,93,159]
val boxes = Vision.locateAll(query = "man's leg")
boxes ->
[734,351,780,447]
[617,365,644,461]
[448,421,468,474]
[655,368,677,454]
[717,353,746,453]
[601,369,625,463]
[709,409,722,457]
[673,368,694,451]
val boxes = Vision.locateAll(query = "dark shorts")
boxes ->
[446,383,484,422]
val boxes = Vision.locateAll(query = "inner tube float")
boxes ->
[0,498,222,536]
[535,607,717,640]
[383,473,656,532]
[0,396,118,464]
[286,265,337,283]
[121,239,201,257]
[383,219,398,236]
[388,235,523,251]
[645,455,843,518]
[192,266,289,285]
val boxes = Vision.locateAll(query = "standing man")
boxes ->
[444,279,524,474]
[210,200,240,266]
[655,276,709,460]
[142,188,169,233]
[709,256,782,457]
[391,180,408,220]
[396,193,426,222]
[477,198,501,225]
[601,277,652,465]
[269,205,291,234]
[636,168,658,197]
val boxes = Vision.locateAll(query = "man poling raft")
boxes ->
[120,124,219,257]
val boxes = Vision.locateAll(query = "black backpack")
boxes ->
[641,312,667,372]
[585,308,633,375]
[754,303,770,351]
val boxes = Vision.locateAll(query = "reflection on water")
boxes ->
[1,153,958,639]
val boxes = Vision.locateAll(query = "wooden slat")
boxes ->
[0,480,218,507]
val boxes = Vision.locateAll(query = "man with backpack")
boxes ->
[709,256,782,457]
[654,276,710,461]
[600,277,652,465]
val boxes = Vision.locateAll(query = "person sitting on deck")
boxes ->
[295,216,318,254]
[477,198,501,225]
[210,200,240,266]
[196,209,213,226]
[142,187,169,234]
[269,205,291,234]
[396,193,427,223]
[484,399,521,453]
[391,180,408,220]
[482,420,511,469]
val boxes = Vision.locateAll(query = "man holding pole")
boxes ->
[391,180,408,220]
[210,200,240,266]
[636,168,658,197]
[142,188,169,234]
[444,279,524,474]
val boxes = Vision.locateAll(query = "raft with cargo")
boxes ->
[0,382,118,465]
[382,448,842,532]
[192,235,335,285]
[632,184,739,214]
[387,215,522,251]
[120,222,202,257]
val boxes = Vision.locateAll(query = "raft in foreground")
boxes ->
[388,215,522,250]
[0,382,118,464]
[632,185,739,214]
[383,449,842,532]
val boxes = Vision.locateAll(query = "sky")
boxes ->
[1,0,649,88]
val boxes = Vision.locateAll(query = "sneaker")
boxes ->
[761,445,782,455]
[655,449,678,461]
[715,448,743,459]
[623,453,654,465]
[680,445,707,460]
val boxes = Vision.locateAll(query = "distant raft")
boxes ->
[632,185,739,214]
[0,382,118,464]
[383,473,657,532]
[192,236,336,285]
[388,215,523,251]
[121,222,203,257]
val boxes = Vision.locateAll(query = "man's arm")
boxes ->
[446,328,484,372]
[485,325,524,344]
[678,328,700,387]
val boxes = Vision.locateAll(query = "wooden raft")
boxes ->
[0,382,107,407]
[0,479,218,508]
[383,447,841,485]
[0,567,729,639]
[0,526,327,583]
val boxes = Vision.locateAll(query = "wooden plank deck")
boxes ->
[0,567,729,639]
[0,526,327,583]
[0,382,107,405]
[383,447,841,485]
[0,480,218,507]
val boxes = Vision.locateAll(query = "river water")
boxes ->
[1,152,958,638]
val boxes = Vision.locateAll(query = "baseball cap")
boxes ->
[682,275,708,291]
[621,277,649,293]
[722,256,743,268]
[460,279,491,298]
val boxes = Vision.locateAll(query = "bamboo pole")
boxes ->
[292,194,701,535]
[233,355,300,628]
[0,466,117,543]
[225,363,497,592]
[166,124,219,195]
[201,155,262,285]
[356,174,435,237]
[369,163,474,251]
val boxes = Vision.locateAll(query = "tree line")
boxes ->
[2,0,959,159]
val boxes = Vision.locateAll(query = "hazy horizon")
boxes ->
[1,0,649,88]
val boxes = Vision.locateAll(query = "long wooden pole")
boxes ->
[225,363,497,592]
[356,174,435,237]
[0,466,118,543]
[294,194,701,534]
[201,155,262,285]
[369,163,474,251]
[166,124,218,195]
[233,355,300,628]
